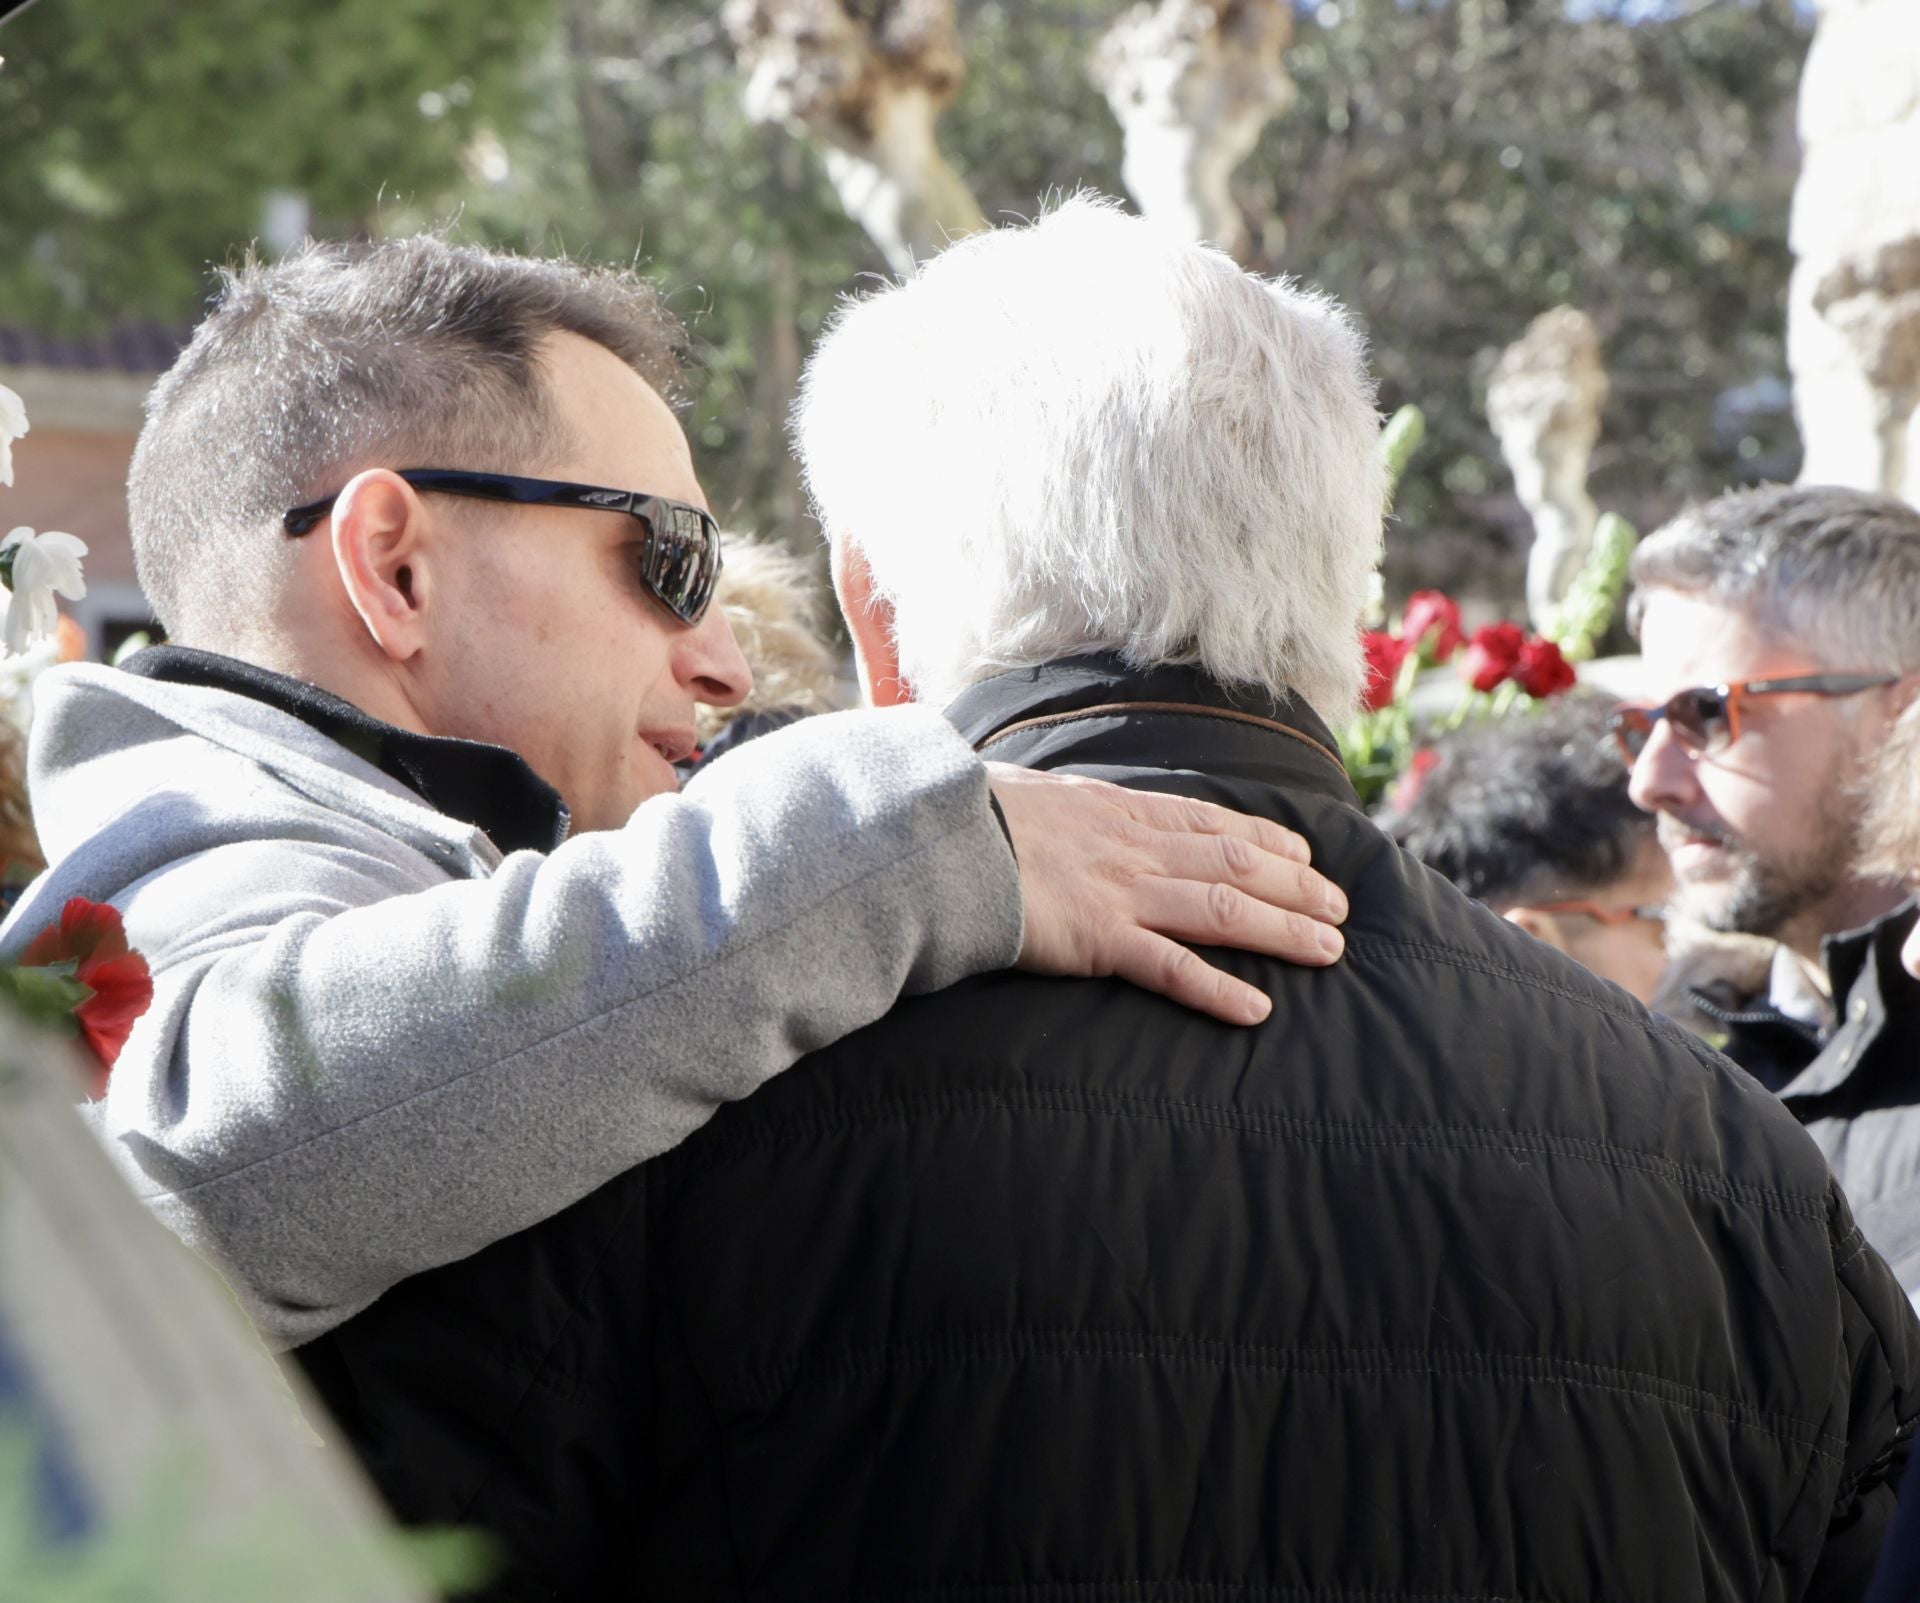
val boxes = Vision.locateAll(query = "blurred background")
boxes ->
[0,0,1834,653]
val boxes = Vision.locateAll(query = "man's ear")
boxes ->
[829,537,912,707]
[1503,905,1571,954]
[328,470,433,664]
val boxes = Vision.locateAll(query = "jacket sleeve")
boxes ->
[97,705,1023,1349]
[1799,1189,1920,1602]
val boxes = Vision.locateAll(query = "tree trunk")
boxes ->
[731,236,809,542]
[1485,307,1608,630]
[565,0,648,204]
[723,0,986,275]
[1090,0,1294,261]
[1788,0,1920,502]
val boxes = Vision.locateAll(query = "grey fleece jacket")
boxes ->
[3,664,1023,1348]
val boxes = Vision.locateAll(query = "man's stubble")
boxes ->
[1660,779,1866,942]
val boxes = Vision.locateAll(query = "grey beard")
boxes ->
[1694,850,1832,938]
[1672,813,1862,942]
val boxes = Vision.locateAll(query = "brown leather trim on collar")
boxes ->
[973,699,1348,784]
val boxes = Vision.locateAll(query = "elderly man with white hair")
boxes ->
[356,201,1919,1597]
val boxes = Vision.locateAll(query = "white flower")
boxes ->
[0,526,87,656]
[0,382,27,489]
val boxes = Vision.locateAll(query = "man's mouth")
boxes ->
[1657,816,1736,879]
[641,729,697,766]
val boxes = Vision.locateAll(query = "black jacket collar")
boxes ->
[1691,900,1920,1100]
[1775,899,1920,1102]
[121,645,570,854]
[945,653,1359,810]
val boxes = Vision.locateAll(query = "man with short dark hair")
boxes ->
[0,234,1349,1448]
[1620,482,1920,1285]
[1380,695,1672,1001]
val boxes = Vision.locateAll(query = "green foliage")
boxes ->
[0,962,88,1038]
[0,0,552,327]
[1244,0,1809,602]
[0,0,1814,591]
[0,1424,494,1603]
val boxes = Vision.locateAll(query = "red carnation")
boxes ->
[1457,621,1527,693]
[1400,590,1464,664]
[1512,636,1579,699]
[1360,630,1410,712]
[20,897,154,1098]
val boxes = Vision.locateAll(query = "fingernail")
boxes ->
[1243,990,1273,1023]
[1324,888,1350,923]
[1317,926,1346,960]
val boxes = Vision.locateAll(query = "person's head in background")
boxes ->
[688,533,843,771]
[1862,695,1920,981]
[793,193,1384,724]
[1379,695,1673,1002]
[1620,485,1920,962]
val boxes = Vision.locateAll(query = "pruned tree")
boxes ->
[1090,0,1293,259]
[722,0,985,275]
[1788,0,1920,502]
[1811,240,1920,503]
[1485,307,1608,629]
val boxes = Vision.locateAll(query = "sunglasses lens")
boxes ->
[1667,687,1730,753]
[1606,706,1653,762]
[645,504,719,622]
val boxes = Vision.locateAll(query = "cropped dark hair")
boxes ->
[1380,694,1654,906]
[1626,484,1920,670]
[128,234,685,643]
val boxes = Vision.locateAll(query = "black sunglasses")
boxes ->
[1606,671,1898,764]
[283,468,722,625]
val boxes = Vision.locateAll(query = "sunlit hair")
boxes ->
[793,194,1386,719]
[696,533,842,746]
[1627,484,1920,672]
[129,234,685,647]
[1863,693,1920,882]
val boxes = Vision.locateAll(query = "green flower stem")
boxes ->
[1545,512,1638,662]
[1381,405,1427,508]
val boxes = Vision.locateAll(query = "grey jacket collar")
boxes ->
[19,663,514,899]
[121,645,569,854]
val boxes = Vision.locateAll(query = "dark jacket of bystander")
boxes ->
[1694,904,1920,1291]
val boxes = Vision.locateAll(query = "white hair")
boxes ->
[793,194,1385,719]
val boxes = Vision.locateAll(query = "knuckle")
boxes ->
[1206,880,1245,929]
[1157,941,1201,990]
[1104,814,1156,854]
[1262,820,1310,858]
[1217,833,1258,879]
[1173,794,1221,832]
[1277,908,1313,945]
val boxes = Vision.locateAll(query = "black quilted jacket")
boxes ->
[301,656,1920,1603]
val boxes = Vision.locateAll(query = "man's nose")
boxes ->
[1627,717,1699,817]
[681,606,754,710]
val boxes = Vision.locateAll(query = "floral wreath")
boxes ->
[0,380,152,1098]
[1338,406,1638,812]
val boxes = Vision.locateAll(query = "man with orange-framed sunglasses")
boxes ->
[1621,483,1920,1290]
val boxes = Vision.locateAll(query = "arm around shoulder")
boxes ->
[107,703,1021,1347]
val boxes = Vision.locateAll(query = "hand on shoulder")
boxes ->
[986,764,1347,1026]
